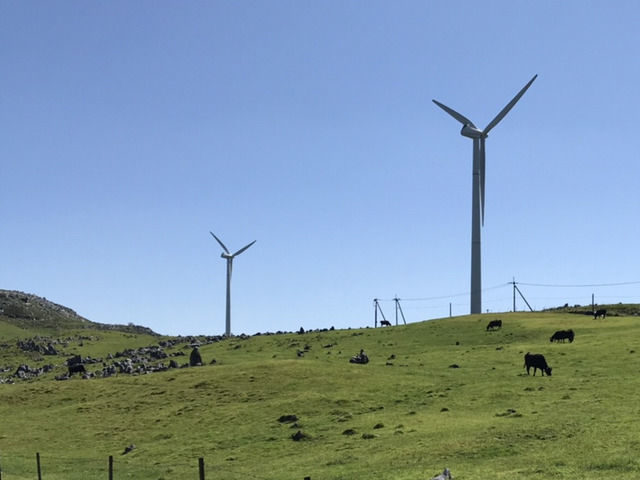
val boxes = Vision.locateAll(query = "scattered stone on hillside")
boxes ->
[373,423,384,429]
[361,433,376,439]
[430,467,453,480]
[495,408,521,418]
[349,349,369,364]
[122,444,136,455]
[342,429,356,435]
[291,430,308,441]
[448,364,460,368]
[440,407,449,412]
[209,358,217,365]
[189,346,203,366]
[12,363,53,380]
[278,414,298,423]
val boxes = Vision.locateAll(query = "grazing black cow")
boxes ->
[66,354,86,376]
[524,352,552,376]
[380,320,391,327]
[594,309,607,319]
[68,364,86,375]
[550,329,574,343]
[486,319,502,331]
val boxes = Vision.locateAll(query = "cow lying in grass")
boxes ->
[550,329,574,343]
[486,319,502,331]
[430,467,453,480]
[524,352,552,376]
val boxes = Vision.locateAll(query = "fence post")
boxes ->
[109,455,114,480]
[198,457,205,480]
[36,452,42,480]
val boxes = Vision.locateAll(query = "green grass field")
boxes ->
[1,311,639,479]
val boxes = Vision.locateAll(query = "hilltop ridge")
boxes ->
[0,289,157,335]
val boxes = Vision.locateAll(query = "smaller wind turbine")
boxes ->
[210,232,256,337]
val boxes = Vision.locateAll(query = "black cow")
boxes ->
[594,309,607,319]
[66,354,86,376]
[486,319,502,331]
[524,352,552,376]
[380,320,392,327]
[68,364,86,375]
[550,329,574,343]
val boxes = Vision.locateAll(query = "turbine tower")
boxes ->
[210,232,256,336]
[433,74,537,314]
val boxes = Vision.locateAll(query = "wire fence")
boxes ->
[0,453,202,480]
[0,453,314,480]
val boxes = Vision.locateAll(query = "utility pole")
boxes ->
[511,278,533,312]
[374,299,387,327]
[394,297,406,325]
[374,299,379,327]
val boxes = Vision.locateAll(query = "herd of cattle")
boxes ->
[485,309,607,377]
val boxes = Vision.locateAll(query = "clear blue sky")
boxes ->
[2,1,639,335]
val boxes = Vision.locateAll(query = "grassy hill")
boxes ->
[0,289,156,335]
[1,301,640,479]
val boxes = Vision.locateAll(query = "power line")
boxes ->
[517,280,640,288]
[376,283,510,303]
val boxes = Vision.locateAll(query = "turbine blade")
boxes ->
[210,231,230,254]
[432,100,477,128]
[232,240,256,257]
[483,74,537,135]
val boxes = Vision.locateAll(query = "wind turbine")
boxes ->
[210,232,256,336]
[433,74,537,314]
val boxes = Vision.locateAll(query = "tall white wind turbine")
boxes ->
[210,232,256,336]
[433,75,537,314]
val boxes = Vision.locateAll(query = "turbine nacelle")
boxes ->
[461,125,484,139]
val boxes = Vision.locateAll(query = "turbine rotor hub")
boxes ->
[460,124,484,139]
